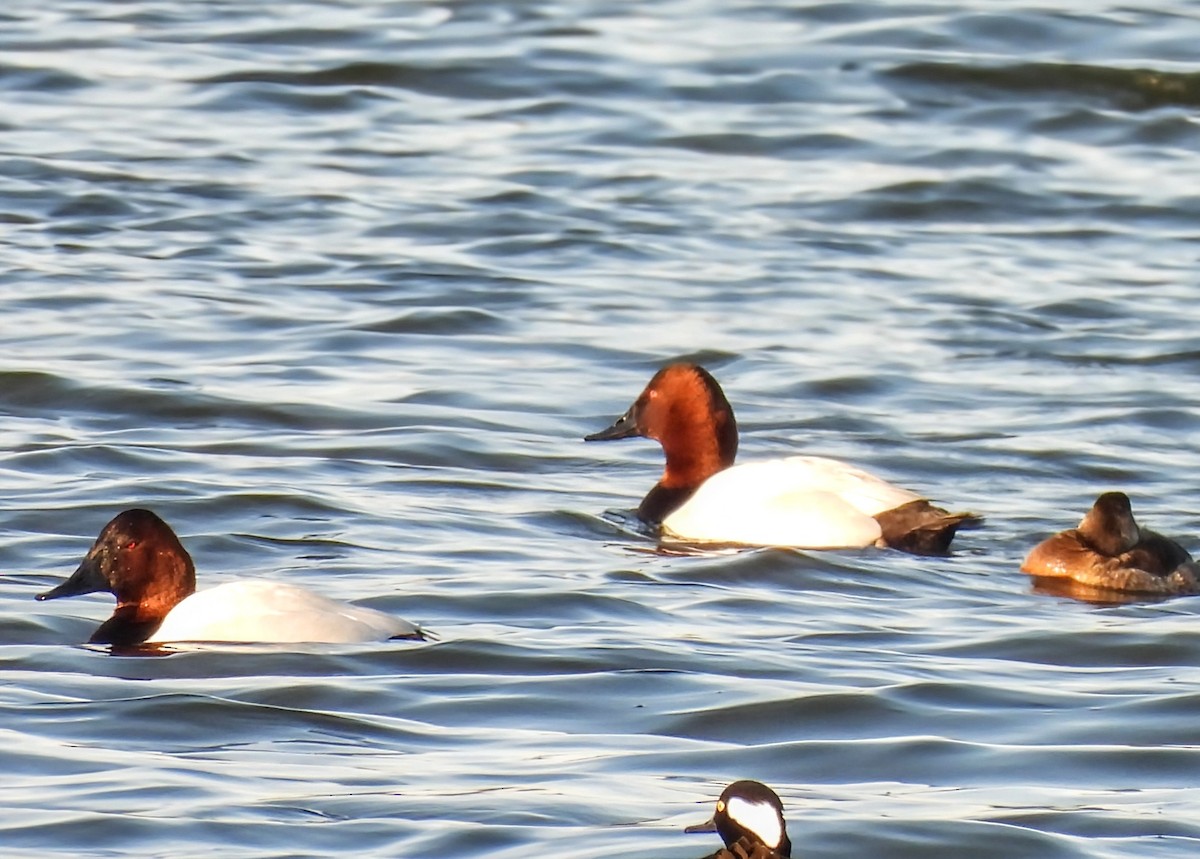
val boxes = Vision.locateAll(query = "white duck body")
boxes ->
[147,580,419,644]
[661,455,922,548]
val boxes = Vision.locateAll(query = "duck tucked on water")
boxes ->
[586,363,977,554]
[1022,491,1200,595]
[37,508,424,646]
[685,780,792,859]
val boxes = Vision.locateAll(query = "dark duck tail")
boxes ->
[873,500,982,555]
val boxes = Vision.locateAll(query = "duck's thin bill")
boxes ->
[684,816,717,834]
[584,410,638,441]
[36,558,106,601]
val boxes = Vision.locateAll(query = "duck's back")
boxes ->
[147,580,419,644]
[663,455,920,548]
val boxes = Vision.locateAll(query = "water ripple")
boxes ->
[3,0,1200,856]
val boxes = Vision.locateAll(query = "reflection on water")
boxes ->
[2,0,1200,857]
[1028,575,1173,607]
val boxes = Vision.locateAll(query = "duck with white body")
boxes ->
[587,363,978,553]
[37,508,423,646]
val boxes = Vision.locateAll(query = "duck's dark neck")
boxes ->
[658,405,737,492]
[647,412,736,525]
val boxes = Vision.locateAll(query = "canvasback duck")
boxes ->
[36,509,424,646]
[1022,492,1199,595]
[585,363,978,553]
[685,780,791,859]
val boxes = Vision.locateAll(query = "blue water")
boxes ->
[2,1,1200,856]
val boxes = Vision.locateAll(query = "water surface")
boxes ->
[2,1,1200,857]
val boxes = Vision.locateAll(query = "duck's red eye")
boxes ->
[125,540,138,550]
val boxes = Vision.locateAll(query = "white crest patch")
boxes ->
[726,796,782,848]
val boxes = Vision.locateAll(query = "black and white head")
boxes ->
[685,780,791,857]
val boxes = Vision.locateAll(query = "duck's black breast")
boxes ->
[700,839,787,858]
[701,838,786,859]
[637,482,697,524]
[89,608,163,646]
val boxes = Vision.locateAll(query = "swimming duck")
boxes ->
[36,508,424,646]
[1022,492,1199,595]
[685,780,791,859]
[585,363,977,553]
